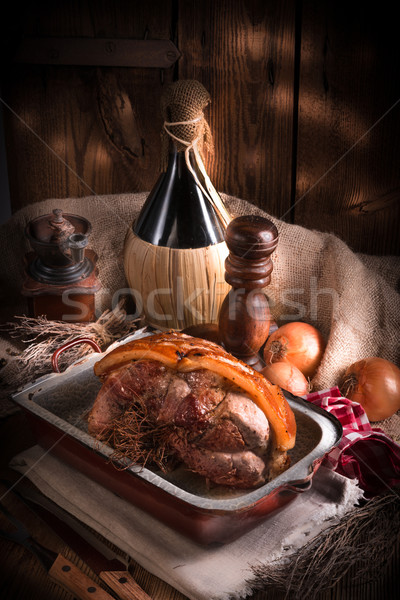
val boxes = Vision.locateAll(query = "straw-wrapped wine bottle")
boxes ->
[124,80,231,330]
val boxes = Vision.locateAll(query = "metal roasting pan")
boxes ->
[11,329,342,546]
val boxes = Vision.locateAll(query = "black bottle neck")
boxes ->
[133,145,226,249]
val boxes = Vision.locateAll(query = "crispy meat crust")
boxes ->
[94,332,296,452]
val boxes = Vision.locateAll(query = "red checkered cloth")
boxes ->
[305,387,400,498]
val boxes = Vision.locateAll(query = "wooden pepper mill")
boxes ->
[218,215,278,371]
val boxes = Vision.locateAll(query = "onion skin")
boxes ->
[343,357,400,421]
[261,361,310,397]
[263,322,326,379]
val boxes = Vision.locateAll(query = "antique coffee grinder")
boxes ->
[21,209,100,322]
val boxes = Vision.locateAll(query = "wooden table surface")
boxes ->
[0,410,399,600]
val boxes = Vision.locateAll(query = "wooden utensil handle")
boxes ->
[49,554,114,600]
[100,570,152,600]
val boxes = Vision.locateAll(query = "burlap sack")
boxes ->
[160,79,214,169]
[0,193,399,438]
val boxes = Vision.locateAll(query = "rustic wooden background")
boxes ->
[1,0,399,255]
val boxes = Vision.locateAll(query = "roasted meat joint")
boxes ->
[88,332,296,488]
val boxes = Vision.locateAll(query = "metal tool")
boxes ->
[1,480,152,600]
[0,500,114,600]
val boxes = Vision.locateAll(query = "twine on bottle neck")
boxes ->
[163,115,203,146]
[163,116,231,228]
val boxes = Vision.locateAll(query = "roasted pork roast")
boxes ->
[88,332,296,488]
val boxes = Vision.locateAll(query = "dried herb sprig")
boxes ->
[97,402,175,473]
[250,491,400,599]
[0,301,138,396]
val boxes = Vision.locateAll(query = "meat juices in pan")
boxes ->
[88,360,289,488]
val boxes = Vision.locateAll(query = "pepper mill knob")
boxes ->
[218,215,278,370]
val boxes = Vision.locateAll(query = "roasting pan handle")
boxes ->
[52,337,102,373]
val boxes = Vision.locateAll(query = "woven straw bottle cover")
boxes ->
[123,80,232,330]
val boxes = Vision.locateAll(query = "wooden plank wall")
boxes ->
[296,2,400,256]
[1,0,399,255]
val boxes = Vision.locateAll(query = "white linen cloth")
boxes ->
[10,445,363,600]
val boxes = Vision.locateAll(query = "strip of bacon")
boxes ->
[94,332,296,451]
